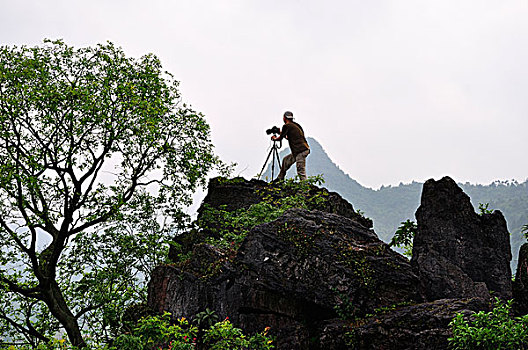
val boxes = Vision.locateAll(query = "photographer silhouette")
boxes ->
[270,111,310,181]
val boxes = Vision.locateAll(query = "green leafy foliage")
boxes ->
[333,288,358,321]
[194,308,219,330]
[449,298,528,349]
[478,202,494,215]
[110,313,273,350]
[197,201,279,250]
[522,224,528,240]
[194,175,328,253]
[0,39,224,347]
[169,175,331,280]
[388,219,417,258]
[0,311,270,350]
[114,312,197,350]
[203,318,273,350]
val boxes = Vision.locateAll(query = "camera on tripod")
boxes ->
[258,126,283,180]
[266,126,281,135]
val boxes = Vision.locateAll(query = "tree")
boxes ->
[0,39,224,347]
[389,219,417,258]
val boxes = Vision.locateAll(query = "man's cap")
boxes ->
[283,111,294,119]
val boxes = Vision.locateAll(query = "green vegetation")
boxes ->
[478,202,494,215]
[113,312,273,350]
[168,175,336,283]
[449,298,528,349]
[203,318,273,350]
[193,175,327,252]
[1,312,274,350]
[169,175,331,279]
[277,221,323,257]
[333,288,358,321]
[335,242,375,290]
[388,219,417,258]
[113,313,197,350]
[0,40,225,348]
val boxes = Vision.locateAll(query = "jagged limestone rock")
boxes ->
[149,207,419,349]
[168,177,373,262]
[513,243,528,314]
[341,298,489,350]
[147,176,511,349]
[411,176,512,300]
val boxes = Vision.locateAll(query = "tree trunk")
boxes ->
[43,280,86,348]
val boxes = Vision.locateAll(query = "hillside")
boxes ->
[262,138,528,266]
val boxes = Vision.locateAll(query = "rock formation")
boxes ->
[513,243,528,314]
[342,297,488,349]
[147,176,513,349]
[411,176,512,301]
[167,177,373,263]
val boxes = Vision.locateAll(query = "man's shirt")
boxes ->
[279,122,310,157]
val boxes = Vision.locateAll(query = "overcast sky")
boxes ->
[1,0,527,188]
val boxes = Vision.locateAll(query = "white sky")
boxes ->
[1,0,527,188]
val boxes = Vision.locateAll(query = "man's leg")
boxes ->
[277,153,295,180]
[295,150,310,180]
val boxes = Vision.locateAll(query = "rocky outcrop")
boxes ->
[150,208,419,349]
[339,298,489,350]
[199,177,373,227]
[168,177,373,263]
[147,176,513,349]
[411,176,512,301]
[513,243,528,314]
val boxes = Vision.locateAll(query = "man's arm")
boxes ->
[271,125,288,141]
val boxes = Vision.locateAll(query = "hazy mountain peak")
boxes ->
[263,137,527,269]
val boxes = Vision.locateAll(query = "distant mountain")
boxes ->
[263,137,528,268]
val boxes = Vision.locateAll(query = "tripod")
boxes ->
[258,140,282,181]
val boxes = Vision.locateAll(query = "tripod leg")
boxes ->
[272,146,282,180]
[271,153,275,180]
[258,147,275,180]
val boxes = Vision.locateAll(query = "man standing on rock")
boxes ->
[271,111,310,181]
